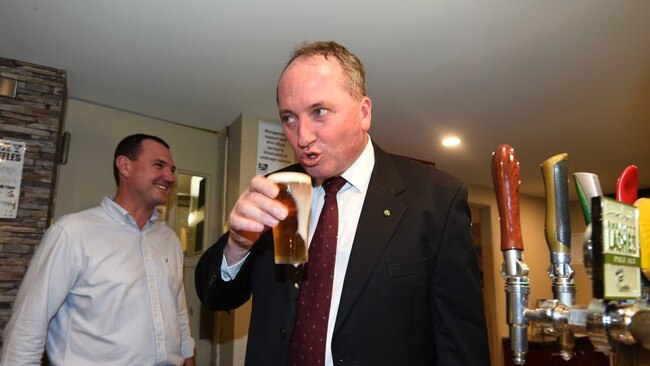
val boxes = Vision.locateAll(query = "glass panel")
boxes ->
[169,171,208,256]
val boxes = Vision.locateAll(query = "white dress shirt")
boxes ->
[0,196,195,365]
[316,140,374,366]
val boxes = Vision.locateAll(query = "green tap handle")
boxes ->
[541,153,571,254]
[573,172,602,225]
[492,144,524,251]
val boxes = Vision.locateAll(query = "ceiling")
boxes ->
[2,1,649,201]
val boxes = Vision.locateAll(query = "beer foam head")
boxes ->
[267,171,312,185]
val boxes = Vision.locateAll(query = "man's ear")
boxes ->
[115,155,131,179]
[360,96,372,132]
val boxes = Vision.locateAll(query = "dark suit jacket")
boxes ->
[196,144,490,366]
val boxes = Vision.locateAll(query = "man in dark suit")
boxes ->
[195,41,489,366]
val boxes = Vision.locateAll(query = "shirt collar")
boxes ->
[101,196,159,229]
[339,135,375,194]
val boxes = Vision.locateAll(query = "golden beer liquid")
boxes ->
[272,184,308,265]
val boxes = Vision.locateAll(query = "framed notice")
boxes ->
[0,139,26,219]
[256,121,297,175]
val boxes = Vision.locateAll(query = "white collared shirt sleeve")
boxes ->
[220,252,250,281]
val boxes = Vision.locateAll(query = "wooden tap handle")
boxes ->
[492,144,524,251]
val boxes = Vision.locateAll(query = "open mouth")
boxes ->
[155,183,170,192]
[301,152,320,167]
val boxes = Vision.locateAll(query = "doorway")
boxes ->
[470,205,500,366]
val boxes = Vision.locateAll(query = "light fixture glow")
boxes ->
[442,136,461,147]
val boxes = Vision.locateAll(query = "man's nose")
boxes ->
[297,119,316,148]
[165,168,176,184]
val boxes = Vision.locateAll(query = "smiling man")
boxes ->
[1,134,195,365]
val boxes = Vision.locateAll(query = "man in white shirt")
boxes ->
[1,134,195,365]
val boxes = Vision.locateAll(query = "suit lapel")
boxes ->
[333,145,406,332]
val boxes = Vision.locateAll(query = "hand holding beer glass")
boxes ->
[267,172,312,266]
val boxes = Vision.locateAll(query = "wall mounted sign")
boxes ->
[257,120,297,175]
[0,139,26,219]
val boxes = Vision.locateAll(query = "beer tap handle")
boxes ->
[492,144,529,365]
[573,172,603,226]
[573,172,602,279]
[616,165,638,205]
[541,153,575,361]
[541,153,572,255]
[492,144,524,252]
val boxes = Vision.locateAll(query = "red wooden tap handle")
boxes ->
[492,144,524,251]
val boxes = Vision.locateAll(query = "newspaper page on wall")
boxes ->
[0,139,26,219]
[257,120,297,175]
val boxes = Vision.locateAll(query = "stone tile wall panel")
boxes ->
[0,56,66,345]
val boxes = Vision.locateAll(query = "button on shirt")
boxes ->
[0,196,195,365]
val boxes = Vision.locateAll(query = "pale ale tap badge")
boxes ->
[267,172,312,266]
[591,196,641,300]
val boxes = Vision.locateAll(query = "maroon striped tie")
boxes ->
[289,176,347,366]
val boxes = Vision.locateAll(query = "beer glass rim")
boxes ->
[267,172,311,185]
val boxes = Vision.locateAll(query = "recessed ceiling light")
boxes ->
[442,136,461,147]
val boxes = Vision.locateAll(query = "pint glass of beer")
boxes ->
[267,172,312,266]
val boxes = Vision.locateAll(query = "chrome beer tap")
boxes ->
[569,165,650,356]
[493,146,650,363]
[541,153,576,361]
[492,144,530,365]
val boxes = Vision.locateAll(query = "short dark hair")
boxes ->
[279,41,367,100]
[113,134,170,186]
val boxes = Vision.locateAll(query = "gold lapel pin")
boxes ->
[383,209,391,217]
